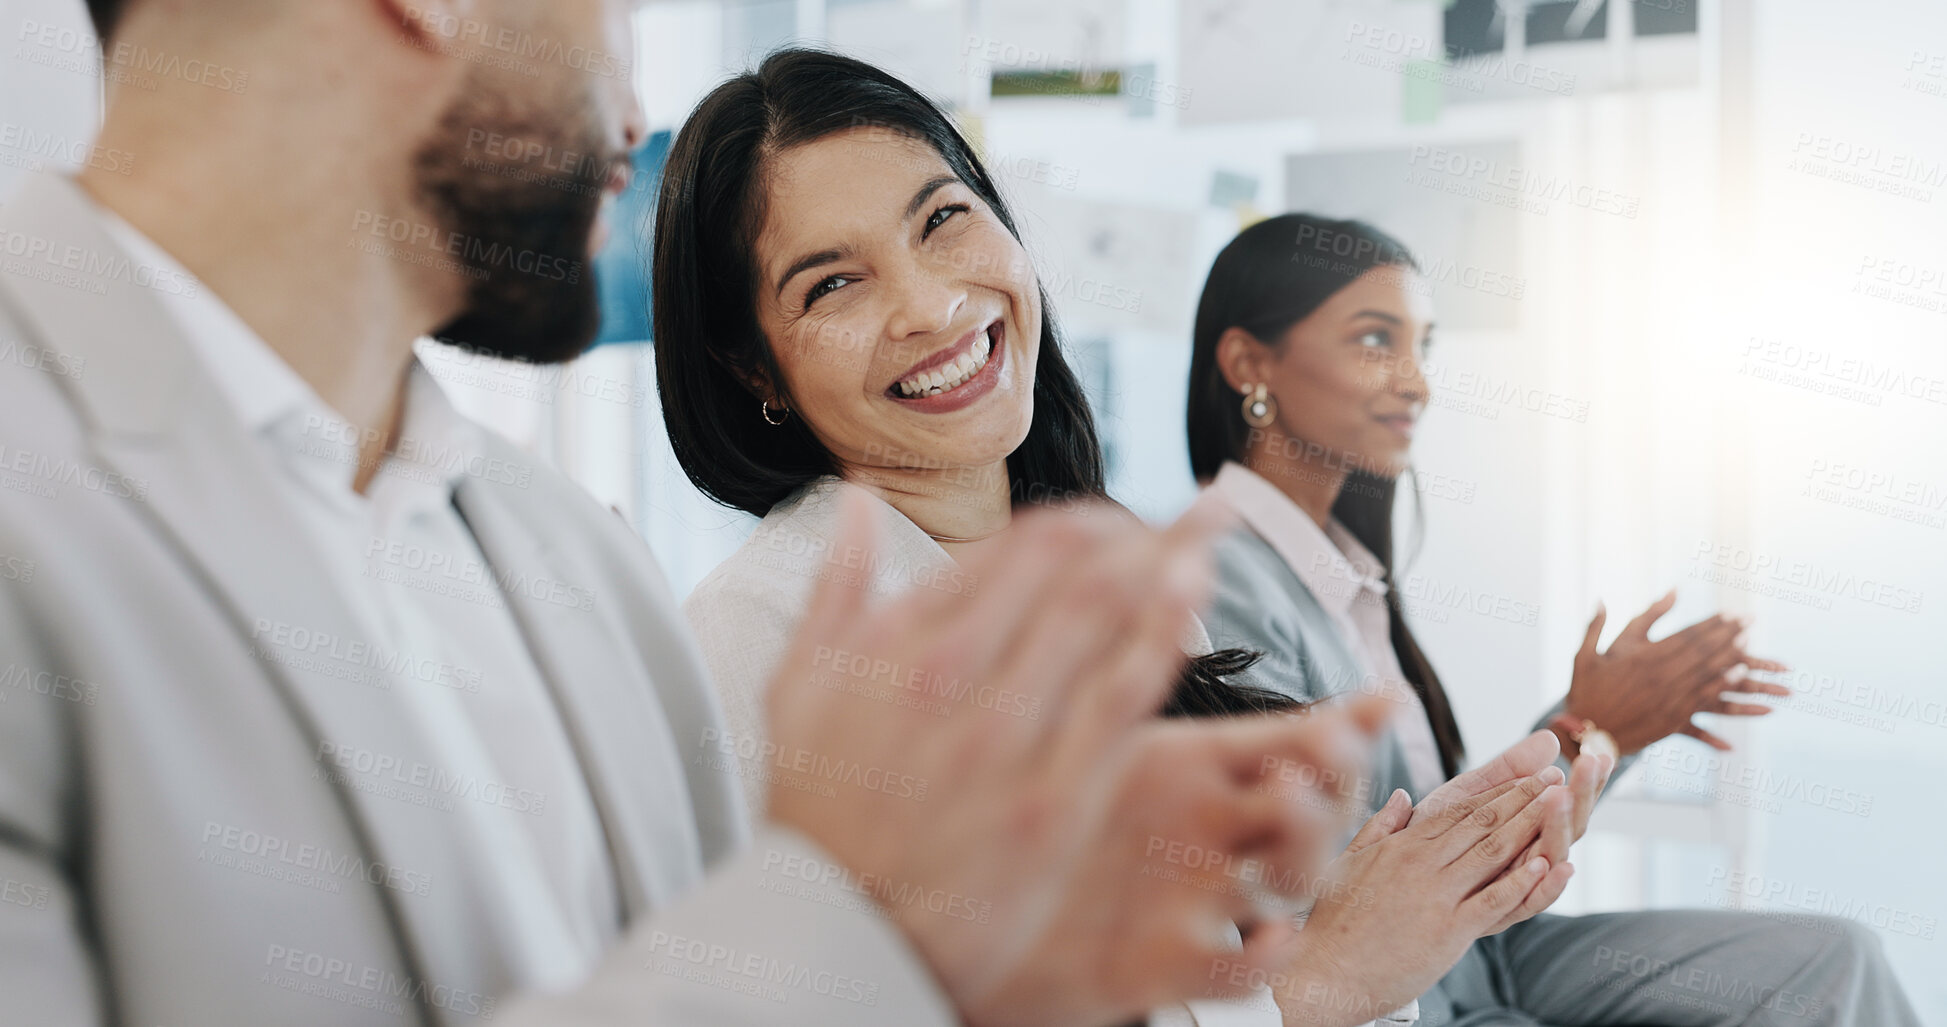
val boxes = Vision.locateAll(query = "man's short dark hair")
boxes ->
[86,0,129,38]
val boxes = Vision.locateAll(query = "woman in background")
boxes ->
[651,49,1583,1027]
[1186,212,1919,1026]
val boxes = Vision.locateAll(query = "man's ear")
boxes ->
[375,0,479,48]
[1214,327,1274,395]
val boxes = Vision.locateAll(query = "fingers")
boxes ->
[1214,703,1382,829]
[1737,673,1793,697]
[772,490,881,729]
[1046,573,1197,780]
[1566,751,1611,840]
[1680,722,1734,751]
[989,521,1180,736]
[1671,617,1750,686]
[1662,611,1736,651]
[1410,731,1560,827]
[1035,499,1236,744]
[1706,698,1776,718]
[1474,859,1576,937]
[1344,789,1413,856]
[791,487,877,654]
[1460,853,1553,927]
[1576,603,1606,661]
[942,504,1128,690]
[1618,589,1677,644]
[1447,777,1567,872]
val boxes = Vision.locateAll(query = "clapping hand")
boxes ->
[765,490,1384,1027]
[1565,591,1790,755]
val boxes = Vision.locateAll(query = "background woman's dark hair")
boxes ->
[652,46,1100,521]
[83,0,126,38]
[653,47,1270,719]
[1184,213,1465,775]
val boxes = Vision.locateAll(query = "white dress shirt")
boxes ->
[94,205,623,990]
[1210,462,1446,797]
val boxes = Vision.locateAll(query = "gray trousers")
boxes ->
[1420,909,1920,1026]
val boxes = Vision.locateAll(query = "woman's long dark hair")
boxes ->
[653,47,1100,520]
[1184,214,1465,775]
[653,48,1278,718]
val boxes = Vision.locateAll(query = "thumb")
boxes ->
[1619,589,1677,643]
[789,487,876,661]
[1577,603,1607,661]
[1345,789,1411,855]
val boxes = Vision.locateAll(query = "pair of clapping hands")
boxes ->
[759,491,1607,1027]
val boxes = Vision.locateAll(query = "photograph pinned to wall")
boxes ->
[1177,0,1438,126]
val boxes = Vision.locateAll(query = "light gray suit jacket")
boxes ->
[0,174,956,1026]
[1205,526,1432,808]
[1205,523,1617,813]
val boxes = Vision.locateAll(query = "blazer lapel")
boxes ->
[0,174,528,1020]
[454,481,702,920]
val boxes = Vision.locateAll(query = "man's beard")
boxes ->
[410,79,618,365]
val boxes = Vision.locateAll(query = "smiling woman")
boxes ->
[652,46,1297,702]
[650,50,1311,1027]
[650,49,1092,535]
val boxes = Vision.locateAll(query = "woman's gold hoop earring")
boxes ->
[761,398,790,426]
[1241,383,1277,428]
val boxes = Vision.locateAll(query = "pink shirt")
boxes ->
[1210,463,1447,796]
